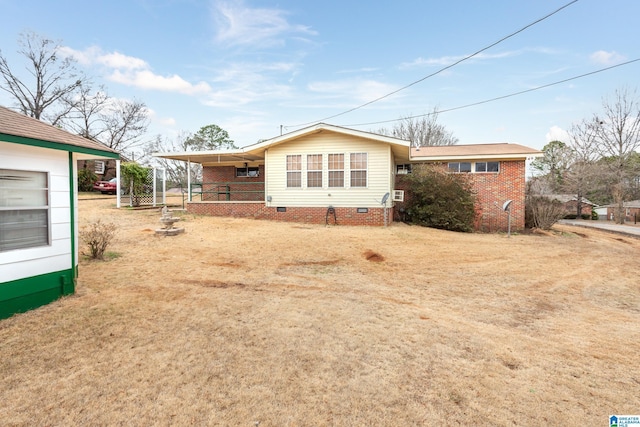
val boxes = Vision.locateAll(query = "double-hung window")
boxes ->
[328,154,344,188]
[350,153,367,187]
[307,154,323,188]
[286,155,302,188]
[0,169,50,251]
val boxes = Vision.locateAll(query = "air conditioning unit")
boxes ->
[392,190,404,202]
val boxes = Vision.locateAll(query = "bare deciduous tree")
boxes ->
[378,109,458,147]
[145,132,203,188]
[0,32,83,125]
[63,84,110,141]
[564,120,600,217]
[593,88,640,224]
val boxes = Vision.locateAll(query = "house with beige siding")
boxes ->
[154,123,541,230]
[0,106,119,319]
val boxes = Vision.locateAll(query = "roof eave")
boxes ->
[410,152,543,162]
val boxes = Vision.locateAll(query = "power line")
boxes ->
[339,58,640,128]
[284,0,580,130]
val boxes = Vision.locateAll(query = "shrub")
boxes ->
[580,213,591,220]
[563,214,578,219]
[78,168,97,192]
[120,162,150,207]
[80,220,117,260]
[525,196,565,230]
[403,164,476,232]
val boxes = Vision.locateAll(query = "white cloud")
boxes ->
[97,52,148,70]
[60,45,210,96]
[212,0,316,47]
[400,51,520,69]
[147,108,177,127]
[545,125,569,143]
[589,50,626,66]
[109,70,211,95]
[308,79,399,103]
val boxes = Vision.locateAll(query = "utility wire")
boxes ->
[339,58,640,128]
[284,0,579,130]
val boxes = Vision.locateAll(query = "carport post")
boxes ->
[187,159,191,202]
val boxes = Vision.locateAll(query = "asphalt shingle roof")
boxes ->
[0,105,118,155]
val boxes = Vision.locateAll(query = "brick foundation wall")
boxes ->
[187,202,391,226]
[394,160,526,232]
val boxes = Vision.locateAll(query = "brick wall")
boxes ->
[471,161,525,232]
[394,160,526,232]
[187,202,391,226]
[201,165,264,202]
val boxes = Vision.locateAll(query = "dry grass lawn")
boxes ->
[1,194,639,426]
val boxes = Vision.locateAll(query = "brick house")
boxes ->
[544,194,595,218]
[601,200,640,223]
[396,144,542,232]
[154,123,541,230]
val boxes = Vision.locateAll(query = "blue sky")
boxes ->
[0,0,638,150]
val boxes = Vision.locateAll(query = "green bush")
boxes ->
[121,162,150,207]
[580,213,591,220]
[563,214,577,219]
[402,164,476,232]
[78,168,97,192]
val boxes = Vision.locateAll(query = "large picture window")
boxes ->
[307,154,323,188]
[286,155,302,188]
[350,153,367,187]
[0,169,50,251]
[328,153,344,187]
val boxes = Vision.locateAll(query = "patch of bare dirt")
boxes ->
[363,250,385,262]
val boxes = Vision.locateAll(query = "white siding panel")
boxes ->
[50,206,71,224]
[50,174,70,194]
[0,253,72,282]
[50,190,70,210]
[51,222,71,240]
[266,133,394,208]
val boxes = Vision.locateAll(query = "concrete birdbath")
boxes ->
[155,206,184,236]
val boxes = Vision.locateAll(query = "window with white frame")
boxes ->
[448,162,472,173]
[94,160,105,175]
[236,166,259,177]
[328,153,344,187]
[307,154,323,188]
[286,155,302,188]
[350,152,367,187]
[475,161,500,173]
[0,169,50,252]
[396,164,412,174]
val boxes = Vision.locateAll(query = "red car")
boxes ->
[93,177,119,194]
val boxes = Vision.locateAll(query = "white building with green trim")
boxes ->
[0,106,119,320]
